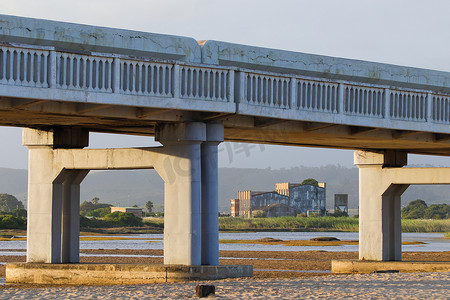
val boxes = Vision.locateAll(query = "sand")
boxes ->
[0,272,448,299]
[0,250,448,298]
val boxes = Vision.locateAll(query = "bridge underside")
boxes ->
[0,97,448,156]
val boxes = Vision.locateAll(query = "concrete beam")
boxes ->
[201,40,450,94]
[354,150,407,168]
[0,14,201,62]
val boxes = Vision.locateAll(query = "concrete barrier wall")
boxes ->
[201,40,450,94]
[0,14,201,62]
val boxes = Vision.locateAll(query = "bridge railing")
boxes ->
[0,43,449,126]
[55,52,114,93]
[237,68,449,126]
[0,44,50,88]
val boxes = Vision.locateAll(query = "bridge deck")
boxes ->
[0,15,449,156]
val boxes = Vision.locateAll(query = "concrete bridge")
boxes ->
[1,15,449,277]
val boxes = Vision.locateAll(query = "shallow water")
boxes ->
[0,232,448,252]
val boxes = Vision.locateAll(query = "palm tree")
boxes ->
[145,201,154,216]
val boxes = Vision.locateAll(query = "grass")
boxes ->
[444,232,450,239]
[218,217,450,233]
[219,216,359,232]
[1,218,447,236]
[401,219,450,233]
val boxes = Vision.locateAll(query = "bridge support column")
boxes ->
[201,123,224,265]
[355,150,408,261]
[23,128,89,263]
[155,123,206,265]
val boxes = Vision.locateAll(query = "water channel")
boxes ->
[1,232,448,253]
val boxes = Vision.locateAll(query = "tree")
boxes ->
[0,194,24,212]
[145,201,154,215]
[11,208,27,218]
[301,178,318,187]
[91,197,100,205]
[85,207,111,218]
[104,212,143,227]
[80,200,112,216]
[424,204,449,219]
[402,199,427,219]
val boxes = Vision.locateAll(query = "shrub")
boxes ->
[80,216,106,228]
[301,178,318,187]
[252,210,267,218]
[104,212,143,227]
[328,209,349,218]
[0,215,26,229]
[85,207,111,218]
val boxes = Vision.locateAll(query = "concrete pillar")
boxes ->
[355,150,408,261]
[155,123,206,265]
[61,170,89,262]
[23,128,89,263]
[201,123,224,265]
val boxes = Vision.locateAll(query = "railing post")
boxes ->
[113,57,121,93]
[338,83,345,114]
[290,78,297,109]
[234,71,246,104]
[228,70,235,103]
[426,92,433,122]
[384,88,390,119]
[172,64,181,98]
[49,50,57,88]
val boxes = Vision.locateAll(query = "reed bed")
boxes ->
[218,217,450,233]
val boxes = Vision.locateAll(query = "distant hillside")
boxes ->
[0,168,28,202]
[0,166,448,212]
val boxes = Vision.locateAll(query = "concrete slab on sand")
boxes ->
[332,260,450,274]
[6,263,253,285]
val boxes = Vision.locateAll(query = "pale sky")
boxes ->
[1,0,449,169]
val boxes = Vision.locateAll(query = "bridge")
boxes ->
[1,15,449,281]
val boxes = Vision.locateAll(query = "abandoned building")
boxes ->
[230,181,326,218]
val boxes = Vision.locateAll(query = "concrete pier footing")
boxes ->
[332,260,450,274]
[6,263,253,285]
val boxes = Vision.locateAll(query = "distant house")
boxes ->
[231,181,326,218]
[110,207,144,218]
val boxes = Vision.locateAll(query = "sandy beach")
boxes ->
[0,272,448,299]
[0,250,449,298]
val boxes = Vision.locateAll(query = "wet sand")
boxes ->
[1,249,449,279]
